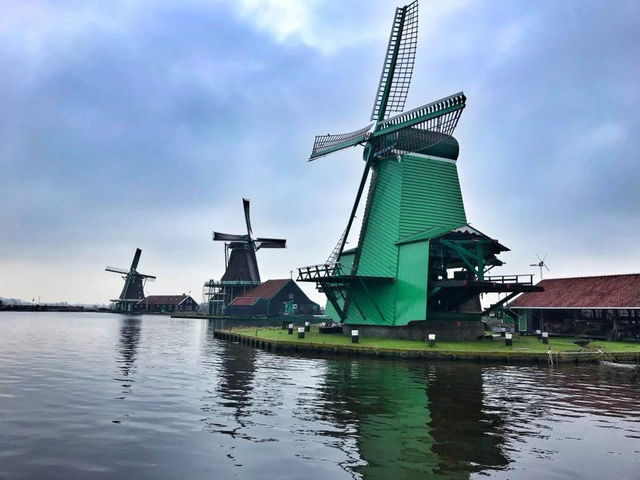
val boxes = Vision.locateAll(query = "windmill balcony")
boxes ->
[297,263,344,281]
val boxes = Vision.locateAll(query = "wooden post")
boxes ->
[297,327,305,339]
[351,330,359,344]
[536,329,541,340]
[505,332,513,346]
[288,323,293,335]
[428,333,436,347]
[304,321,310,332]
[542,331,549,344]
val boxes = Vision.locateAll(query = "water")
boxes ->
[0,313,638,479]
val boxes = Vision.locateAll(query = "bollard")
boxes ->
[505,332,513,346]
[535,329,541,340]
[428,333,436,347]
[297,327,305,339]
[304,321,310,332]
[351,329,359,344]
[542,331,549,344]
[288,323,293,335]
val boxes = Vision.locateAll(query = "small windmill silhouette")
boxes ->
[530,254,550,281]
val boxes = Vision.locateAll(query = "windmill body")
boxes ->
[297,0,541,339]
[105,248,156,312]
[204,198,286,315]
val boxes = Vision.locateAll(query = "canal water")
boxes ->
[0,313,638,479]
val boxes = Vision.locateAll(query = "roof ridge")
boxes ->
[542,273,640,282]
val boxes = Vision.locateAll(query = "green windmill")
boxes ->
[298,0,541,339]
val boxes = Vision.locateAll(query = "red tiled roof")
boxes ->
[229,296,261,306]
[228,279,291,306]
[510,274,640,309]
[136,295,191,306]
[236,279,290,301]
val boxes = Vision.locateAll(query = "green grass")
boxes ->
[231,327,640,354]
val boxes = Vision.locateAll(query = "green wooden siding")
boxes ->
[395,240,429,325]
[341,153,468,327]
[356,160,403,278]
[399,155,466,240]
[346,159,402,325]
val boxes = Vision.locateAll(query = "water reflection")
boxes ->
[202,321,257,439]
[115,317,141,395]
[428,364,508,478]
[311,361,510,479]
[2,313,639,479]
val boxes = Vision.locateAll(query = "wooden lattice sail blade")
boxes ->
[242,198,253,237]
[212,232,247,242]
[105,266,129,274]
[309,124,373,160]
[130,248,142,271]
[375,92,466,136]
[255,238,287,249]
[371,92,466,157]
[384,129,460,159]
[370,0,419,121]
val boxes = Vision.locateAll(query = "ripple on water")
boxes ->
[0,313,639,480]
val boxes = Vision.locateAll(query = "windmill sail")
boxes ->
[371,0,419,122]
[309,124,372,161]
[243,198,253,236]
[256,237,287,249]
[213,232,247,241]
[130,248,142,271]
[373,92,466,158]
[105,266,130,275]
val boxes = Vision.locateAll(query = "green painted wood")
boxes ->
[335,152,469,327]
[395,240,429,325]
[399,155,467,239]
[324,250,357,322]
[345,158,403,325]
[356,159,403,278]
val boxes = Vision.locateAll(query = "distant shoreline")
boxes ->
[0,305,109,313]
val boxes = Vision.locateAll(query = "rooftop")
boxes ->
[510,274,640,309]
[229,296,261,306]
[136,295,192,306]
[233,279,290,302]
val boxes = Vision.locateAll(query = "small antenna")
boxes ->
[530,254,550,280]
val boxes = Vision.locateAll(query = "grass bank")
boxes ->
[215,327,640,363]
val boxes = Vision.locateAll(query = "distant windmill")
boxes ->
[105,248,156,312]
[530,254,550,281]
[205,198,286,314]
[213,198,287,283]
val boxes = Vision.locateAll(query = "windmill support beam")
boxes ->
[358,279,386,324]
[483,292,520,315]
[323,285,346,321]
[339,159,372,257]
[439,239,487,281]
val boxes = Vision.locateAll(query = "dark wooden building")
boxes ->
[135,295,199,313]
[225,279,319,316]
[510,274,640,340]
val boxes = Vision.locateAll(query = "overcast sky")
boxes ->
[1,0,638,305]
